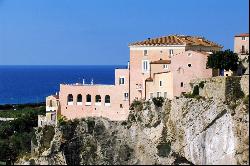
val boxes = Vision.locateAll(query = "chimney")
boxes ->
[127,61,130,69]
[91,78,94,85]
[82,78,85,85]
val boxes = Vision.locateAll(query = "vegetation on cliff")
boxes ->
[0,105,45,164]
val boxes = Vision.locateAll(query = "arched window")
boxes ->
[67,94,73,105]
[105,95,110,106]
[86,94,91,106]
[95,95,101,106]
[77,94,82,105]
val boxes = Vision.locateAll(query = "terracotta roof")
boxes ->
[150,59,171,64]
[235,33,249,37]
[129,35,222,47]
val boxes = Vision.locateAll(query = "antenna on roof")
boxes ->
[91,78,94,85]
[148,38,151,40]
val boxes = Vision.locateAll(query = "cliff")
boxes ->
[16,76,249,165]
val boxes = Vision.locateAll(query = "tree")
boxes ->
[206,49,239,75]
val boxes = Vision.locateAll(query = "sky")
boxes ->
[0,0,249,65]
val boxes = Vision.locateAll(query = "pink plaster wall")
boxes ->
[129,47,185,102]
[234,36,249,54]
[171,50,213,97]
[58,69,130,121]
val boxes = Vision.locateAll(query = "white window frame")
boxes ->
[119,77,125,85]
[164,92,167,98]
[124,93,129,101]
[188,63,192,67]
[157,92,161,97]
[149,92,153,99]
[77,102,82,106]
[188,53,192,57]
[142,60,150,73]
[163,64,168,70]
[169,49,174,56]
[242,37,246,40]
[85,102,91,106]
[67,101,73,106]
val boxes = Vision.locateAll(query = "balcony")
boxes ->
[136,84,143,91]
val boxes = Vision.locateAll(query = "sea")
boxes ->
[0,65,126,105]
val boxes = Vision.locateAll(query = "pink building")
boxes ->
[129,35,222,101]
[58,68,130,121]
[46,34,222,122]
[234,33,249,55]
[234,33,249,75]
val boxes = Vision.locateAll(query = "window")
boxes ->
[188,64,192,67]
[188,53,192,57]
[142,60,149,72]
[181,82,183,87]
[149,93,153,99]
[49,100,52,107]
[160,50,163,54]
[77,94,82,102]
[144,50,148,56]
[169,49,174,56]
[119,77,125,85]
[120,104,123,108]
[157,92,161,97]
[164,92,167,98]
[163,64,168,69]
[124,93,129,100]
[86,94,91,106]
[242,45,245,53]
[95,95,101,106]
[242,37,246,40]
[77,94,82,105]
[159,81,162,87]
[67,94,73,105]
[105,95,110,106]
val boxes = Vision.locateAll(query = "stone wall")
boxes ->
[190,76,249,101]
[240,75,249,95]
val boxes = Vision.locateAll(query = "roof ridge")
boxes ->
[174,35,186,45]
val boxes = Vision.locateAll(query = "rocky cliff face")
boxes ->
[16,76,249,165]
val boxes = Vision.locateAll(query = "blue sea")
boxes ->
[0,65,126,105]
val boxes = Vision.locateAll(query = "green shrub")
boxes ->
[144,100,151,110]
[152,97,165,107]
[57,114,67,126]
[129,100,143,111]
[39,126,55,152]
[183,92,194,98]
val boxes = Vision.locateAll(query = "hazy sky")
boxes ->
[0,0,249,65]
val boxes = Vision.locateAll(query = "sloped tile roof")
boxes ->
[150,59,171,64]
[235,33,249,37]
[129,35,222,47]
